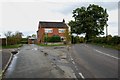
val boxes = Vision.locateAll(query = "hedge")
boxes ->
[44,35,61,42]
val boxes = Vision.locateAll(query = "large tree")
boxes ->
[69,4,108,42]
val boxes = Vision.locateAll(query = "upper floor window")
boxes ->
[59,29,65,33]
[45,28,53,33]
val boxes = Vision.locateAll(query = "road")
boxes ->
[70,43,119,79]
[3,44,75,78]
[2,44,119,79]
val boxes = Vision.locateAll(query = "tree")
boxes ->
[4,31,23,45]
[14,31,23,44]
[64,28,71,44]
[69,4,108,42]
[4,31,12,46]
[32,34,36,38]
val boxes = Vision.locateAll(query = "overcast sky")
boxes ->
[0,0,119,38]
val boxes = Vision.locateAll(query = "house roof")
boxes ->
[39,21,67,28]
[28,36,37,40]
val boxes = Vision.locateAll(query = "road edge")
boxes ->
[1,53,13,79]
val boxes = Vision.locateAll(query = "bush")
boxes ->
[71,36,84,44]
[21,38,28,44]
[44,35,61,42]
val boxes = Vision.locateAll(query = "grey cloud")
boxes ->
[54,2,118,15]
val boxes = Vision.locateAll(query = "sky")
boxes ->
[0,0,119,38]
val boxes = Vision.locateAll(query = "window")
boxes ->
[59,29,65,33]
[45,28,53,33]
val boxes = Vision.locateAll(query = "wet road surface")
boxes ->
[70,43,119,78]
[3,44,75,78]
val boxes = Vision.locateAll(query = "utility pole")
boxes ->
[45,33,48,45]
[106,25,108,37]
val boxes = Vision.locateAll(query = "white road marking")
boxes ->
[0,50,2,51]
[79,73,85,79]
[94,49,119,59]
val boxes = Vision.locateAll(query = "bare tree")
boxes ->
[4,31,12,46]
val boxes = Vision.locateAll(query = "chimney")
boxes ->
[63,19,65,23]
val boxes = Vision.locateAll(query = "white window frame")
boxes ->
[58,29,65,33]
[45,28,53,33]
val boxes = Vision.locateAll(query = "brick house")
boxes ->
[37,19,68,44]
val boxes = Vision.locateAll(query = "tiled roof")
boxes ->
[39,21,67,28]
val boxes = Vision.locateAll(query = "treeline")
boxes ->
[92,35,120,45]
[2,31,25,46]
[71,36,84,44]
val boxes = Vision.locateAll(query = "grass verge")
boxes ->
[2,44,23,49]
[91,43,120,50]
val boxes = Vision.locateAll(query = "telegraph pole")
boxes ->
[106,24,108,37]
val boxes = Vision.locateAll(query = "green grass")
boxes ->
[91,43,120,50]
[2,44,23,49]
[37,43,66,47]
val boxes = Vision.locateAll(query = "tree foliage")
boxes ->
[64,28,71,44]
[4,31,23,45]
[69,4,108,41]
[92,35,120,46]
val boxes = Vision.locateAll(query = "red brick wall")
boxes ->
[37,27,67,44]
[37,28,45,44]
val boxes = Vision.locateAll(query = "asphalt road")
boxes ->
[3,44,75,78]
[70,43,119,78]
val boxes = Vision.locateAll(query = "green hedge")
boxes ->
[92,36,120,45]
[44,35,61,42]
[20,38,28,44]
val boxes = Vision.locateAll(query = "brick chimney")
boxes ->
[63,19,65,23]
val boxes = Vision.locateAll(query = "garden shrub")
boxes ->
[44,35,61,42]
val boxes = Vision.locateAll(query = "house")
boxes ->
[37,19,68,44]
[28,36,37,44]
